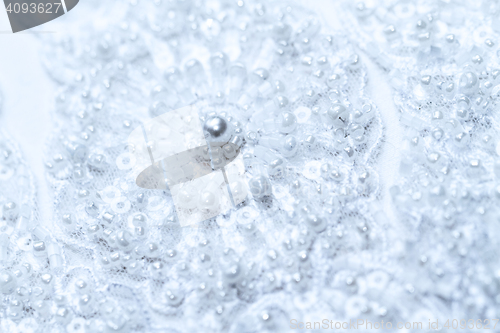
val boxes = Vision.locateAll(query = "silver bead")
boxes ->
[204,116,229,140]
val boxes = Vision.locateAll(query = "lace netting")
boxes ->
[36,0,386,331]
[339,0,500,323]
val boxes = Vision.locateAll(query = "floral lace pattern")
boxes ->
[340,0,500,323]
[38,0,384,331]
[2,0,499,332]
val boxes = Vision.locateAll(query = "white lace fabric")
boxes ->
[339,0,500,322]
[0,127,53,333]
[1,0,499,332]
[39,0,384,332]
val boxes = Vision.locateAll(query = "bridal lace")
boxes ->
[40,0,384,331]
[339,0,500,323]
[0,0,499,332]
[0,96,62,333]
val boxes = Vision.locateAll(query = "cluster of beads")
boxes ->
[343,0,500,324]
[37,0,385,331]
[0,127,73,332]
